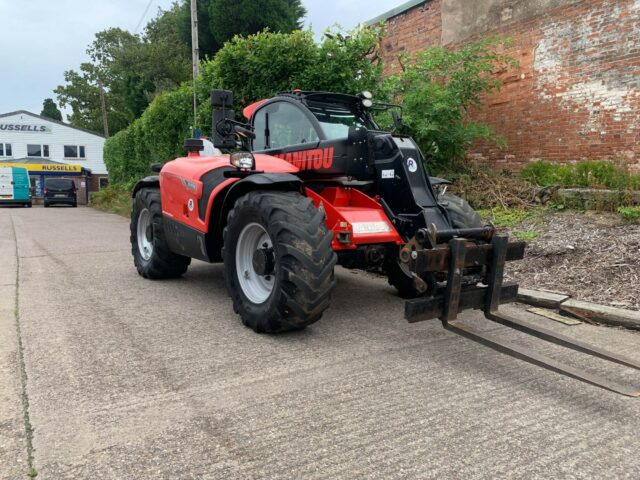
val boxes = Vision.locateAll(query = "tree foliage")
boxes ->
[40,98,62,121]
[384,38,517,171]
[104,26,383,184]
[55,0,307,135]
[209,0,305,49]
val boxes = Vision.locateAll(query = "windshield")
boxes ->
[306,101,376,140]
[45,179,74,189]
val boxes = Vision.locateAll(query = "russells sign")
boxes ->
[0,123,52,133]
[0,162,81,173]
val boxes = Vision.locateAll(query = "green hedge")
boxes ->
[104,27,383,185]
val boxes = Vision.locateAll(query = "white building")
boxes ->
[0,110,108,202]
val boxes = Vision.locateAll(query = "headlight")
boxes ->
[362,98,373,108]
[230,152,256,170]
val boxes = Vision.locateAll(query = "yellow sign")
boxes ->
[0,163,82,173]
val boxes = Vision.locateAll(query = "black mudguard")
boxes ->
[131,175,159,198]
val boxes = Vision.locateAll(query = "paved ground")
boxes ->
[1,206,640,479]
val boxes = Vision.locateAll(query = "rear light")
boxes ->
[44,188,48,194]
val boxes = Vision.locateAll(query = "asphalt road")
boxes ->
[1,206,640,479]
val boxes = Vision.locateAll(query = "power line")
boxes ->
[134,0,155,34]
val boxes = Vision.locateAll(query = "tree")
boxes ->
[40,98,62,121]
[55,0,307,135]
[208,0,306,50]
[104,26,384,185]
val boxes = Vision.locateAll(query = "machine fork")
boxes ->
[417,234,640,397]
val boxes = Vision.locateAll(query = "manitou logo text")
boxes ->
[274,147,334,171]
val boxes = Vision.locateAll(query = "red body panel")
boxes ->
[159,152,401,250]
[243,99,268,120]
[160,152,298,232]
[306,187,403,250]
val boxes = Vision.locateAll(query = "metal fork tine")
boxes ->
[447,320,640,397]
[485,311,640,371]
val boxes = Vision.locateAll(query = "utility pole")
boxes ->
[98,81,109,138]
[190,0,199,132]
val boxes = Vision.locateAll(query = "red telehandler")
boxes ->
[130,89,639,396]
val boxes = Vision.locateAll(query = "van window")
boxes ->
[45,178,74,190]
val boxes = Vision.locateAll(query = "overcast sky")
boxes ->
[0,0,396,117]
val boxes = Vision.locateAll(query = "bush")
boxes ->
[104,26,384,185]
[521,159,640,190]
[383,37,517,171]
[618,206,640,223]
[519,160,575,186]
[90,185,132,217]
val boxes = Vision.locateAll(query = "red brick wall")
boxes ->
[378,0,640,171]
[380,0,442,75]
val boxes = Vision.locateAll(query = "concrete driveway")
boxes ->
[1,206,639,479]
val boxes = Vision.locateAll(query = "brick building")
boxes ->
[368,0,640,170]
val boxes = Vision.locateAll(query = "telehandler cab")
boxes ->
[130,89,640,396]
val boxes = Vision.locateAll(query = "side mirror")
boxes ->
[234,125,256,140]
[391,110,404,130]
[211,89,236,149]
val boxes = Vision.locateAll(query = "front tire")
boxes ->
[222,191,336,333]
[130,188,190,279]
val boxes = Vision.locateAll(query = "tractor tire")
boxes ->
[222,190,336,333]
[131,187,190,279]
[438,192,483,229]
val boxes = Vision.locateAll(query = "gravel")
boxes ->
[506,210,640,311]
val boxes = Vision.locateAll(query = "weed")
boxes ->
[618,206,640,223]
[512,230,539,241]
[520,159,640,190]
[89,186,132,217]
[479,207,540,228]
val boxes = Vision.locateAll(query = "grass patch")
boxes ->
[477,207,545,242]
[520,159,640,190]
[477,207,540,228]
[90,185,132,217]
[512,230,539,241]
[618,206,640,223]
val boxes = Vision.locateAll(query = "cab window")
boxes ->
[252,102,319,151]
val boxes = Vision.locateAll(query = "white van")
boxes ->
[0,166,32,207]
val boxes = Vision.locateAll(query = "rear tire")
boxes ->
[438,192,483,229]
[130,188,190,279]
[222,191,336,333]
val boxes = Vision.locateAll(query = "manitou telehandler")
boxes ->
[130,89,639,396]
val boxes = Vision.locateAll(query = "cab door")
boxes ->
[0,167,14,200]
[251,100,327,172]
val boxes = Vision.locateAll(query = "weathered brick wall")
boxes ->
[378,0,640,171]
[380,0,442,75]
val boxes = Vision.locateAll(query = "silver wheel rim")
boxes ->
[236,222,275,304]
[137,208,153,261]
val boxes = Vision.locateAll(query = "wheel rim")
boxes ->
[137,208,153,261]
[236,222,275,304]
